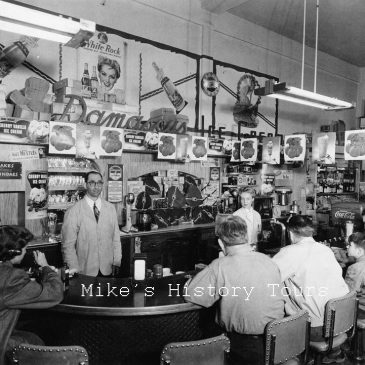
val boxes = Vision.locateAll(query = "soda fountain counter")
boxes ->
[19,273,220,365]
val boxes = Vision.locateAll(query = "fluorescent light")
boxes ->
[0,0,95,48]
[255,80,353,111]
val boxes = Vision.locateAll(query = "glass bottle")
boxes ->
[0,37,37,82]
[152,62,187,114]
[90,65,98,99]
[81,62,91,95]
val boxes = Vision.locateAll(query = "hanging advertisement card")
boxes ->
[76,123,100,159]
[231,141,241,162]
[240,138,258,162]
[25,170,48,220]
[312,132,336,164]
[99,127,123,157]
[223,139,233,156]
[107,164,123,203]
[190,136,208,161]
[284,134,306,162]
[49,121,76,155]
[0,118,49,145]
[124,129,147,151]
[157,132,176,160]
[344,130,365,160]
[208,137,225,155]
[262,136,281,164]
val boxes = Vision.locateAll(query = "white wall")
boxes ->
[8,0,361,134]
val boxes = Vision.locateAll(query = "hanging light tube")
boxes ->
[255,0,353,111]
[255,80,353,110]
[0,0,95,48]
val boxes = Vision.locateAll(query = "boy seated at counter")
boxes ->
[184,215,285,365]
[344,232,365,319]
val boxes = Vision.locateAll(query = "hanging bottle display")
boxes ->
[152,62,187,114]
[0,37,37,82]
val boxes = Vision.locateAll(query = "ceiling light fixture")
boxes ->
[255,0,353,111]
[0,0,95,48]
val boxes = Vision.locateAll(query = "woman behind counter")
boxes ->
[0,225,63,362]
[233,187,262,245]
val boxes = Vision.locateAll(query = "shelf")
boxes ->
[48,168,90,173]
[48,203,74,210]
[222,184,257,187]
[49,185,85,191]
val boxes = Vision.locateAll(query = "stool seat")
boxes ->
[309,333,347,352]
[357,319,365,329]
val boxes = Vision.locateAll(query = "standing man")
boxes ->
[185,215,285,364]
[62,170,121,277]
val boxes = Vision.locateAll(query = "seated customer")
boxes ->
[273,215,349,363]
[345,232,365,319]
[185,215,285,365]
[0,225,63,360]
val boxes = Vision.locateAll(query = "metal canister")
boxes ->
[153,264,163,279]
[346,221,354,238]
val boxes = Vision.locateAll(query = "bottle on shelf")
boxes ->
[81,62,91,96]
[90,65,98,99]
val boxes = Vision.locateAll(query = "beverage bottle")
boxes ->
[81,62,91,96]
[90,65,98,99]
[152,62,187,114]
[0,37,37,82]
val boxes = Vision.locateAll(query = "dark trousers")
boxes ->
[227,332,265,365]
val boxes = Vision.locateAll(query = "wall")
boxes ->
[17,0,359,133]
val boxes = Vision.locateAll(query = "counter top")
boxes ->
[54,273,200,317]
[119,222,216,238]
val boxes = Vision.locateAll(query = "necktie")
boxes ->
[93,203,100,223]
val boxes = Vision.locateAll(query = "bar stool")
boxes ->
[264,310,310,365]
[11,344,89,365]
[353,317,365,361]
[160,334,230,365]
[309,291,358,365]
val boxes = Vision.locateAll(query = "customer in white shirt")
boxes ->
[233,187,261,245]
[273,215,349,363]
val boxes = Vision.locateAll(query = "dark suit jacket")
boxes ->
[0,262,63,360]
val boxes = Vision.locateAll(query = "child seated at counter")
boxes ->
[344,231,365,318]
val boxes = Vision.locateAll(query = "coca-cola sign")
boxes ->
[331,201,363,226]
[334,210,355,220]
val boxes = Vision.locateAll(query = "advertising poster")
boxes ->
[157,132,176,160]
[262,136,281,164]
[0,161,22,179]
[231,141,241,162]
[312,132,336,164]
[240,137,258,162]
[124,129,147,151]
[208,137,225,156]
[25,170,48,220]
[76,123,100,159]
[79,30,126,103]
[99,127,124,157]
[107,164,123,203]
[189,136,208,161]
[0,118,49,145]
[344,130,365,160]
[284,134,306,162]
[49,121,76,155]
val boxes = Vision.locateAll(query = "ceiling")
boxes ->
[201,0,365,67]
